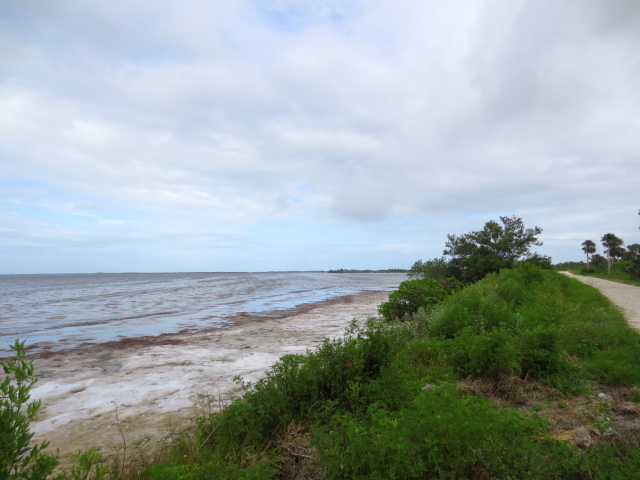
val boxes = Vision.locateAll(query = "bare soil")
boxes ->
[29,290,390,469]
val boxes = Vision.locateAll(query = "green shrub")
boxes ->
[612,260,630,272]
[449,329,521,379]
[519,326,561,377]
[428,283,516,339]
[628,258,640,279]
[200,319,398,452]
[587,346,640,387]
[60,449,108,480]
[1,340,60,480]
[378,278,447,320]
[313,385,572,479]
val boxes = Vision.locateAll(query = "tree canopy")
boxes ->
[443,216,547,282]
[601,233,624,274]
[581,240,596,269]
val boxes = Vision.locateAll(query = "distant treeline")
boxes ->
[328,268,408,273]
[552,261,585,270]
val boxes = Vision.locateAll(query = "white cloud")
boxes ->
[0,0,639,271]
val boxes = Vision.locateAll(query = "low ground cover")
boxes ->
[5,267,640,479]
[570,261,640,287]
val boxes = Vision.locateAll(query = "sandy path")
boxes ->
[560,272,640,331]
[29,290,390,468]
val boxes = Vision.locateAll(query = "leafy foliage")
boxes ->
[1,340,60,480]
[443,215,548,282]
[60,449,108,480]
[10,266,640,480]
[581,239,596,269]
[406,257,460,281]
[601,232,624,274]
[377,278,449,320]
[313,385,571,480]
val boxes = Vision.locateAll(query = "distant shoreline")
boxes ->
[328,269,408,273]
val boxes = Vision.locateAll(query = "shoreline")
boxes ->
[18,290,387,360]
[29,289,391,468]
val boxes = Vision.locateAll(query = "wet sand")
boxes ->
[560,272,640,332]
[29,290,390,467]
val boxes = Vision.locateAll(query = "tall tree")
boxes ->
[601,233,624,274]
[627,243,640,260]
[443,216,546,283]
[581,240,596,270]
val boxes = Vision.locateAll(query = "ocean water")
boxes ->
[0,272,405,355]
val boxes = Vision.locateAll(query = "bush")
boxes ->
[200,319,399,453]
[1,340,60,480]
[378,278,447,320]
[612,260,630,273]
[313,385,573,479]
[519,326,560,377]
[628,258,640,279]
[407,257,462,282]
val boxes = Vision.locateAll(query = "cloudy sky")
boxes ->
[1,0,639,273]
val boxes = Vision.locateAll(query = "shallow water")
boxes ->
[0,272,405,355]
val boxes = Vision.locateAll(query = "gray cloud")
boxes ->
[0,0,639,271]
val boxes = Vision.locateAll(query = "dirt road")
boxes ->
[560,272,640,332]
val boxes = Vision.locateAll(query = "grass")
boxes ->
[569,260,640,287]
[10,266,640,479]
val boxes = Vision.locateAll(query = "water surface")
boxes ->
[0,272,405,355]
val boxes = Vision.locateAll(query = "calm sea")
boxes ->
[0,272,405,355]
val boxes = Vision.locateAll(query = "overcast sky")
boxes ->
[1,0,639,273]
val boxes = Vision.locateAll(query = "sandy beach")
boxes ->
[29,290,390,467]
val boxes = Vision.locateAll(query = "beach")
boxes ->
[29,290,390,467]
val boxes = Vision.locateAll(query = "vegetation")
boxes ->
[601,233,624,275]
[132,266,640,479]
[553,260,585,270]
[442,216,550,283]
[409,216,550,287]
[572,260,640,287]
[5,265,640,479]
[1,340,60,480]
[581,239,596,270]
[377,278,452,320]
[4,212,640,479]
[407,257,460,281]
[578,221,640,281]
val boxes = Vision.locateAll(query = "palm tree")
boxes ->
[601,233,624,274]
[581,240,596,270]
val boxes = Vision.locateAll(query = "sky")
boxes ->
[1,0,639,273]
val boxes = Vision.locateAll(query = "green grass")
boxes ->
[569,260,640,287]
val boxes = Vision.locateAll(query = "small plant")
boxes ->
[1,340,60,480]
[60,449,108,480]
